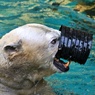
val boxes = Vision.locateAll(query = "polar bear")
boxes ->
[0,24,61,95]
[0,24,69,95]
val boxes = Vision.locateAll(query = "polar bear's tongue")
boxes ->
[53,58,70,72]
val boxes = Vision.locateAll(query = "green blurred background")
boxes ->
[0,0,95,95]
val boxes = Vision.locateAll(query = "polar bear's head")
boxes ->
[0,24,61,75]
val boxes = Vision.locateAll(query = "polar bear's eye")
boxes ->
[51,39,57,44]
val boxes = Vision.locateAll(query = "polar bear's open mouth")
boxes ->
[53,58,70,72]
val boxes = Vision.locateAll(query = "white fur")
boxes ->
[0,23,61,95]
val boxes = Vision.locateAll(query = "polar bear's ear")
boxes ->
[3,40,22,60]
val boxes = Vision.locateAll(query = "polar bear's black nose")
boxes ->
[55,25,93,65]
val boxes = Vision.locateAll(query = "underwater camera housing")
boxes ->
[55,25,93,64]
